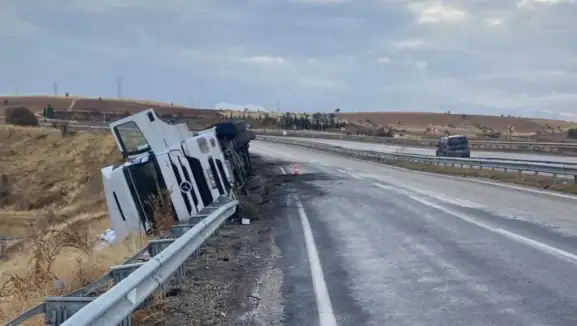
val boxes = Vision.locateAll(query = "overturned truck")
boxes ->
[100,109,254,240]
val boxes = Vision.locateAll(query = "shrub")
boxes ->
[486,131,502,138]
[567,128,577,139]
[376,129,394,137]
[5,107,38,126]
[3,100,7,105]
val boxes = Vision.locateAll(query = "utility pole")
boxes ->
[115,78,123,98]
[53,82,58,96]
[276,102,281,129]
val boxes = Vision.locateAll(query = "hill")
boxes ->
[1,95,575,140]
[336,112,576,141]
[0,95,219,118]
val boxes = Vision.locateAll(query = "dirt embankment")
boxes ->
[0,124,133,324]
[0,125,122,237]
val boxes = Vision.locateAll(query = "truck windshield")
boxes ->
[114,121,151,156]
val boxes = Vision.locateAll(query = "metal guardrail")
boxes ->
[4,195,238,326]
[259,137,577,183]
[259,136,577,167]
[254,129,577,154]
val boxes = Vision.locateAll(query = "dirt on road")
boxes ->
[145,154,293,326]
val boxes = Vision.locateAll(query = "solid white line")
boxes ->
[374,183,577,264]
[348,173,363,179]
[296,199,338,326]
[494,228,577,263]
[271,140,577,201]
[279,165,337,325]
[336,168,363,179]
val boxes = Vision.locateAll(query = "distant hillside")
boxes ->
[0,96,220,118]
[1,95,575,140]
[336,111,576,140]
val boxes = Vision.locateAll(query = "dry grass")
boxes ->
[0,124,136,324]
[131,293,170,325]
[0,124,122,234]
[0,220,148,325]
[146,189,176,237]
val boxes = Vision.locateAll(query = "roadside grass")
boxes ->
[379,159,577,195]
[0,124,144,325]
[0,218,148,325]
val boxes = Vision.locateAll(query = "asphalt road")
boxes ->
[250,140,577,326]
[278,136,577,164]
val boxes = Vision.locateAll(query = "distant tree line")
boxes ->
[224,110,347,131]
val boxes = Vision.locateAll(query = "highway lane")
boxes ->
[277,136,577,164]
[251,140,577,326]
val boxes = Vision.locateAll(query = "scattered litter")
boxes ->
[53,279,66,290]
[99,228,116,243]
[242,218,251,225]
[138,251,151,261]
[94,228,117,250]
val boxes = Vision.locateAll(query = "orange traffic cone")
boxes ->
[293,163,299,176]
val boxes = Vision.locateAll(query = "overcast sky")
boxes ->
[1,0,577,119]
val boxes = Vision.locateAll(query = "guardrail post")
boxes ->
[44,296,130,326]
[110,262,155,314]
[111,262,145,284]
[170,224,195,238]
[148,239,186,278]
[45,296,131,326]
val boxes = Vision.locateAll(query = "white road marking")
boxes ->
[279,165,338,326]
[336,168,363,179]
[271,141,577,201]
[374,183,577,265]
[348,173,363,179]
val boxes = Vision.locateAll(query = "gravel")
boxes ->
[142,155,287,326]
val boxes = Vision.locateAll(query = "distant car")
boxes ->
[435,135,471,158]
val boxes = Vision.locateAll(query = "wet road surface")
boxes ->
[250,140,577,326]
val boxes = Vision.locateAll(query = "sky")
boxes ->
[1,0,577,120]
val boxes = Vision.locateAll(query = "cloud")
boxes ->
[407,2,468,24]
[300,76,346,90]
[290,0,350,3]
[377,56,392,64]
[1,0,577,118]
[405,60,428,69]
[241,56,289,65]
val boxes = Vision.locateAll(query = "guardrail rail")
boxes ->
[4,195,238,326]
[254,129,577,155]
[259,136,577,183]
